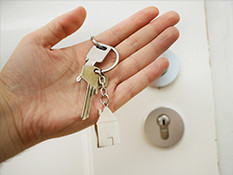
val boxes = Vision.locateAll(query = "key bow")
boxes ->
[90,36,120,73]
[76,36,119,82]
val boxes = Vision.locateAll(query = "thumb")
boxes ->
[31,6,86,48]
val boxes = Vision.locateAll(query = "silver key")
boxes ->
[76,37,120,82]
[86,44,112,66]
[81,65,108,120]
[76,44,112,82]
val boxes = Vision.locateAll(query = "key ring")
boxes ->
[91,36,119,73]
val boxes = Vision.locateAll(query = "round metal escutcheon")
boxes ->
[144,107,184,148]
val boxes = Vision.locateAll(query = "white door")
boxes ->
[0,1,219,175]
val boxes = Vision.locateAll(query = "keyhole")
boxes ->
[162,119,166,125]
[157,115,170,140]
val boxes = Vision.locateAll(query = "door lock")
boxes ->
[144,107,184,148]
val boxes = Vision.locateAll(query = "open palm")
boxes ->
[0,6,179,148]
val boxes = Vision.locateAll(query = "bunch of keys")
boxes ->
[77,37,120,148]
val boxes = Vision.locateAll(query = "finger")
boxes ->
[111,27,179,84]
[30,6,86,48]
[111,58,169,111]
[95,6,159,46]
[116,11,180,62]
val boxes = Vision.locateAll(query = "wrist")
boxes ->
[0,78,24,163]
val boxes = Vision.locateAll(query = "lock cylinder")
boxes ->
[157,114,170,140]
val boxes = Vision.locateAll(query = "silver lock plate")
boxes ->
[144,107,184,148]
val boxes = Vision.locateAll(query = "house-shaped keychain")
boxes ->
[95,107,120,148]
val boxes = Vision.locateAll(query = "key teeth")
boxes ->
[94,88,98,95]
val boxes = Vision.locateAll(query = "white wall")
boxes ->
[205,1,233,175]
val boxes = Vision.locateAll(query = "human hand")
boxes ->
[0,6,179,162]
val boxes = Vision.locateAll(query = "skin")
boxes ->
[0,6,180,162]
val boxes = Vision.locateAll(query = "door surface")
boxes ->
[0,1,219,175]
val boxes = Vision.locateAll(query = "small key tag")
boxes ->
[95,107,120,148]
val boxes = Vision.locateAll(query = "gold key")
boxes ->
[81,65,108,120]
